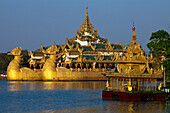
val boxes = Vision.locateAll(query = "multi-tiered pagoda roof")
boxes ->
[28,7,124,70]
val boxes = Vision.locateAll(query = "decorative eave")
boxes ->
[29,51,44,57]
[43,43,60,55]
[57,52,65,59]
[28,57,45,64]
[61,38,69,50]
[98,37,108,43]
[75,56,82,62]
[29,51,33,56]
[112,49,125,52]
[105,42,114,51]
[82,51,95,54]
[115,52,147,63]
[77,37,96,41]
[111,56,116,61]
[65,57,72,63]
[68,52,80,55]
[90,42,96,50]
[94,54,100,61]
[67,50,80,55]
[69,54,118,63]
[62,38,81,51]
[115,60,147,64]
[95,49,114,52]
[67,43,74,50]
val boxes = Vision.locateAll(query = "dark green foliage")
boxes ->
[21,50,30,68]
[0,50,30,73]
[147,30,170,79]
[0,53,13,73]
[147,30,170,57]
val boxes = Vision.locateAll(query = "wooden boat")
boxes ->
[102,78,170,101]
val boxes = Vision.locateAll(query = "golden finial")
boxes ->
[53,41,56,46]
[108,41,111,46]
[41,44,43,50]
[75,6,100,40]
[80,6,93,32]
[130,23,138,44]
[119,41,121,45]
[132,25,136,38]
[86,6,88,16]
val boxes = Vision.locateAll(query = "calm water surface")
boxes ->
[0,80,169,113]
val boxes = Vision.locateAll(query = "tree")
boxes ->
[21,50,30,68]
[0,50,30,74]
[0,53,13,74]
[147,30,170,81]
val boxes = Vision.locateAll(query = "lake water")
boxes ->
[0,80,169,113]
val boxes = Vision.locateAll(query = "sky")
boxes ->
[0,0,170,53]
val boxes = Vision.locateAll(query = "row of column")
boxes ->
[58,63,115,69]
[109,78,158,91]
[30,64,43,70]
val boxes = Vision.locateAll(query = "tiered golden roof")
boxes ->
[107,25,163,78]
[81,6,93,32]
[43,43,60,55]
[74,6,107,42]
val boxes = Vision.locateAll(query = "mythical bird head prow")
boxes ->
[8,47,22,56]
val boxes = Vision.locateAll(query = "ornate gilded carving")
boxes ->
[106,42,114,51]
[7,47,22,80]
[130,25,138,44]
[7,47,41,80]
[113,25,163,78]
[41,44,59,80]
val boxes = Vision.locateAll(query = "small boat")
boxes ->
[102,77,170,101]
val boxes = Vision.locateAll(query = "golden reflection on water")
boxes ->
[36,101,169,113]
[3,81,169,113]
[128,101,134,113]
[7,81,106,91]
[103,101,168,113]
[40,105,104,113]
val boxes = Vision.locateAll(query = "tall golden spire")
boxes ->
[81,6,94,32]
[86,6,88,16]
[130,24,138,44]
[75,6,100,40]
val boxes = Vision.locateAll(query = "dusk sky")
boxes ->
[0,0,170,53]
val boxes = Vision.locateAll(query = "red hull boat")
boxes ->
[102,90,166,101]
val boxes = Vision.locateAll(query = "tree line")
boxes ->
[0,50,30,74]
[147,30,170,82]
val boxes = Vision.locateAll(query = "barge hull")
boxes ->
[102,90,166,101]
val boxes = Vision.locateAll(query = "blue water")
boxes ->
[0,80,169,113]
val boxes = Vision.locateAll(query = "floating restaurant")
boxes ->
[7,7,164,83]
[28,6,123,76]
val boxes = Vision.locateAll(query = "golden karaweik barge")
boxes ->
[7,7,163,82]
